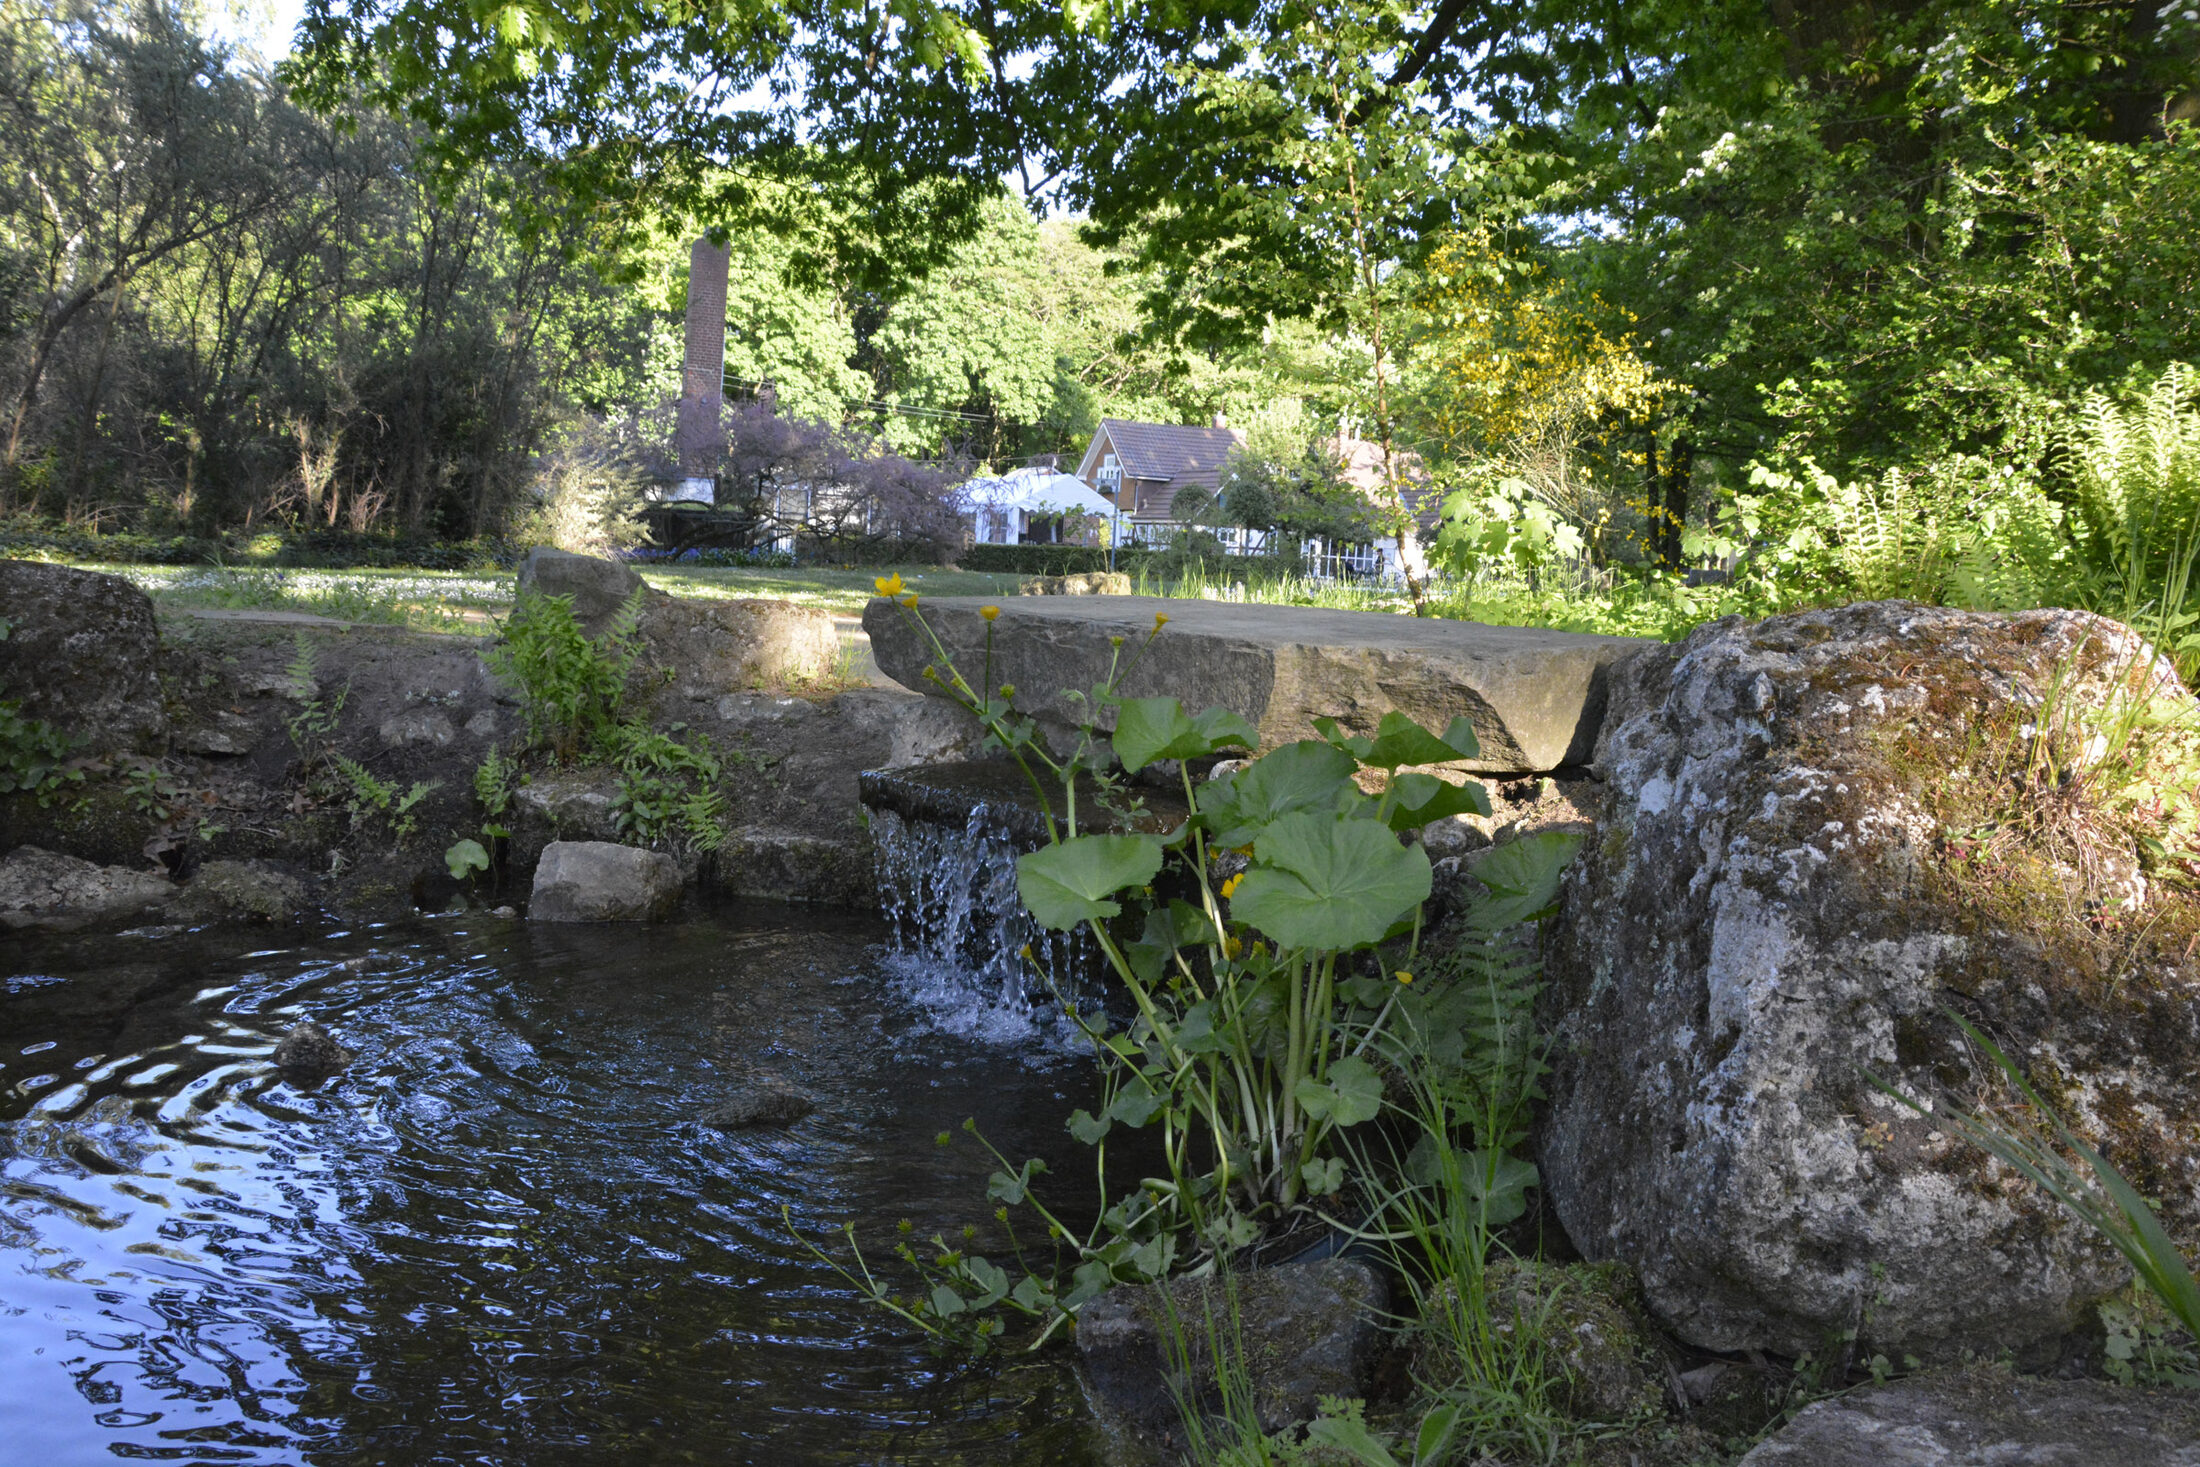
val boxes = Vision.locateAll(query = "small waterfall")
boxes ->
[861,762,1170,1047]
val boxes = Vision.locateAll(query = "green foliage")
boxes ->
[281,635,349,754]
[486,588,641,759]
[0,698,80,798]
[329,754,440,843]
[605,723,730,854]
[483,588,731,853]
[445,838,490,880]
[472,744,516,819]
[830,594,1588,1365]
[958,544,1150,577]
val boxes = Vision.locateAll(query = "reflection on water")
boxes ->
[0,905,1105,1465]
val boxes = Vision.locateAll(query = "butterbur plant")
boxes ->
[798,586,1577,1353]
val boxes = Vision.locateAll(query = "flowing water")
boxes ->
[0,903,1109,1465]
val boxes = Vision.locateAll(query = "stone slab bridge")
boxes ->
[863,594,1651,774]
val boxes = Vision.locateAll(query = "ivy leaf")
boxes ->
[1110,696,1257,772]
[1315,711,1483,768]
[1107,1079,1163,1127]
[1067,1108,1110,1143]
[444,838,490,879]
[1232,813,1431,950]
[1016,833,1164,929]
[987,1157,1047,1205]
[1466,829,1585,930]
[1200,740,1361,849]
[1293,1054,1384,1127]
[1300,1156,1346,1195]
[1387,771,1493,831]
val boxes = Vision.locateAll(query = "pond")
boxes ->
[0,904,1109,1465]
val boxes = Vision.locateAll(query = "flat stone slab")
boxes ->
[1737,1369,2200,1465]
[863,594,1651,772]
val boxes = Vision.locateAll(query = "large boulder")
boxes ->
[865,594,1647,772]
[516,547,644,636]
[1736,1368,2200,1465]
[636,594,837,702]
[527,840,682,921]
[1076,1257,1389,1451]
[0,560,166,753]
[1542,601,2200,1360]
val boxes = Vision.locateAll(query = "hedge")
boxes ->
[0,523,517,572]
[958,543,1159,575]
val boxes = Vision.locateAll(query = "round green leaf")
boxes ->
[1016,833,1164,930]
[1231,813,1431,950]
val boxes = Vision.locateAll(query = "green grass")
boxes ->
[58,554,1718,643]
[639,563,1027,615]
[94,563,512,632]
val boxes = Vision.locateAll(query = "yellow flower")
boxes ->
[1395,969,1414,985]
[901,593,920,608]
[875,572,905,596]
[1224,935,1244,959]
[1154,612,1170,628]
[1019,943,1035,961]
[980,604,1001,621]
[1219,873,1243,899]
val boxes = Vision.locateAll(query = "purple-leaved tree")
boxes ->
[691,400,968,561]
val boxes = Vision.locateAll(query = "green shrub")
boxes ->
[958,543,1147,576]
[486,588,642,759]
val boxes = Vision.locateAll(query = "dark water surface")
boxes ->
[0,905,1106,1465]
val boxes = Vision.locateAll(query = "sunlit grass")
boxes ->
[98,563,512,633]
[68,554,1714,644]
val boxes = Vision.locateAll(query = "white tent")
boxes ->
[964,468,1120,542]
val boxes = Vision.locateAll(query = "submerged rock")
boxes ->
[1542,601,2200,1360]
[173,860,309,923]
[0,559,167,753]
[527,840,682,922]
[1076,1257,1389,1451]
[701,1083,814,1128]
[273,1021,351,1083]
[1736,1367,2200,1465]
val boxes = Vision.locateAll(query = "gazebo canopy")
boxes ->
[963,469,1118,517]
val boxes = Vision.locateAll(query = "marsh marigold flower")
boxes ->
[1154,612,1170,628]
[980,605,1001,621]
[875,572,905,596]
[1219,873,1243,899]
[1395,970,1413,985]
[901,593,919,608]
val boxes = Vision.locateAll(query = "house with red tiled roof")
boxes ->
[1073,417,1247,523]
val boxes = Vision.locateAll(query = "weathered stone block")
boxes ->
[527,840,682,921]
[865,594,1648,772]
[637,594,835,700]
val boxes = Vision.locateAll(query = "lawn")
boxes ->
[74,556,1711,644]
